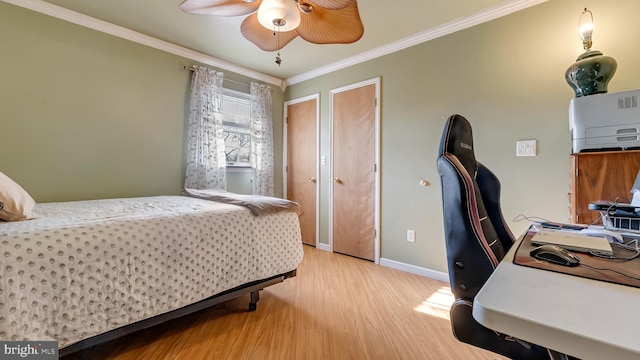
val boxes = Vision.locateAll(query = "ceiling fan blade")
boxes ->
[179,0,260,16]
[307,0,355,10]
[296,1,364,44]
[240,13,298,51]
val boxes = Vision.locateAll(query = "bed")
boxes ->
[0,190,304,356]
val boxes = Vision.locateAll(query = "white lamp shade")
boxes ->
[257,0,301,32]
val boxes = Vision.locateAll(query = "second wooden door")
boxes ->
[332,82,377,261]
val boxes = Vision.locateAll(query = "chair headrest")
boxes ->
[438,114,477,175]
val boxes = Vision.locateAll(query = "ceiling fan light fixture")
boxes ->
[181,0,364,55]
[257,0,301,32]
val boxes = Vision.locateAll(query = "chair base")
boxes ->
[450,299,550,360]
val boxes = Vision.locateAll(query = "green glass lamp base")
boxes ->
[565,50,617,97]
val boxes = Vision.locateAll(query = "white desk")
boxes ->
[473,235,640,360]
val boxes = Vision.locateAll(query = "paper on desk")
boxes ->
[531,228,614,255]
[630,169,640,206]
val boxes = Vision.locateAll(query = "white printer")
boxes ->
[570,88,640,153]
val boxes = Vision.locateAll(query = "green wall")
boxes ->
[4,0,640,275]
[0,1,284,203]
[285,0,640,273]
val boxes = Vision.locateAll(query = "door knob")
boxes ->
[333,178,342,184]
[308,177,317,183]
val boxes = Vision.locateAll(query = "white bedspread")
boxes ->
[0,196,303,348]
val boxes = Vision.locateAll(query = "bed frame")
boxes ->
[58,269,297,358]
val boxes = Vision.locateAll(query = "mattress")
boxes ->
[0,195,303,348]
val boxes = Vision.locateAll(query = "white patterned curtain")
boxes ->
[184,65,227,189]
[250,82,275,196]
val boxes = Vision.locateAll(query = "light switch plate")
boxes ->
[516,140,537,157]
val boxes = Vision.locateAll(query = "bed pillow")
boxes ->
[0,171,35,221]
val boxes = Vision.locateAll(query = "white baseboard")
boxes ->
[316,243,331,252]
[380,258,449,283]
[313,246,449,283]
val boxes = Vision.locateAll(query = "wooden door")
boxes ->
[332,83,376,261]
[286,98,317,246]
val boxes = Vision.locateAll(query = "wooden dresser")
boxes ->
[570,150,640,224]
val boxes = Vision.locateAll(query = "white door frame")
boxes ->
[283,93,321,248]
[329,77,381,264]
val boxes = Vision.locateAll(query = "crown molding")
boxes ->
[286,0,548,86]
[4,0,548,90]
[1,0,286,89]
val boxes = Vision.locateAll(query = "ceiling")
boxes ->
[17,0,545,84]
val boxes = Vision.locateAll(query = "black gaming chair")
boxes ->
[436,114,551,359]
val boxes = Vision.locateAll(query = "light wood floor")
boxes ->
[67,246,505,360]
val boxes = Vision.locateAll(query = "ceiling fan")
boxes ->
[179,0,364,65]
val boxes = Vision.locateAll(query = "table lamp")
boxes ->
[565,8,617,97]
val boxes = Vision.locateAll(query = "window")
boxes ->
[222,89,252,167]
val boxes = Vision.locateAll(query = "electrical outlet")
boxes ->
[516,140,537,157]
[407,230,416,243]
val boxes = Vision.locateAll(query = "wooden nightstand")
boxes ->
[569,150,640,224]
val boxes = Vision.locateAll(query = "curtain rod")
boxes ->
[183,65,250,88]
